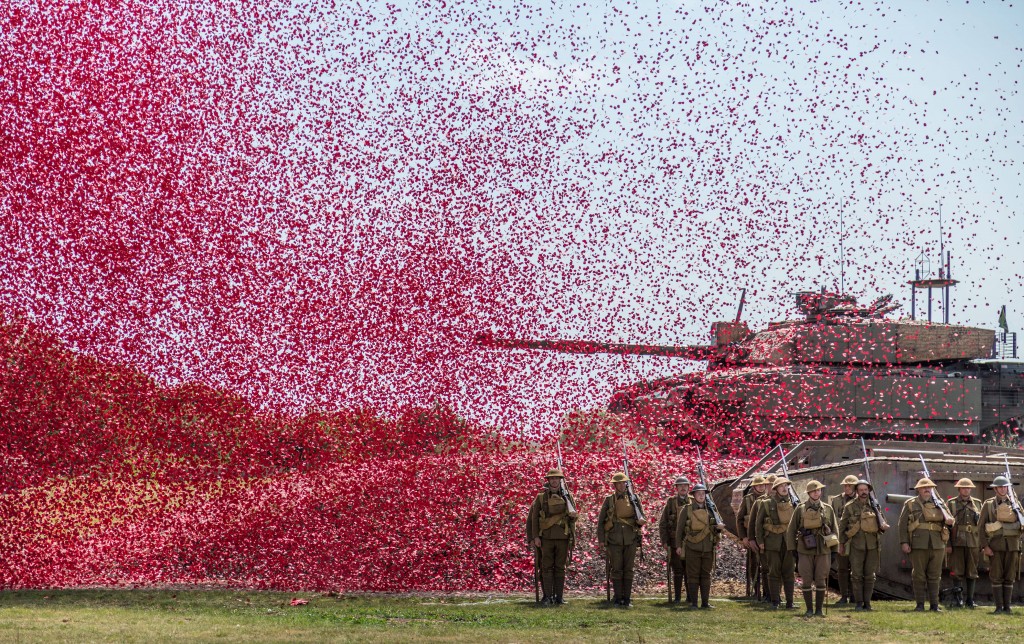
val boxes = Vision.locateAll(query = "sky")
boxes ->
[0,0,1021,433]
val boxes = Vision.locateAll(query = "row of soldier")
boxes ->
[527,468,1023,613]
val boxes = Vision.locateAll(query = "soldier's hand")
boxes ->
[759,544,765,553]
[945,546,952,555]
[838,544,845,557]
[901,543,912,555]
[568,511,578,519]
[676,547,684,558]
[636,519,648,527]
[984,546,994,557]
[533,537,542,548]
[944,517,954,526]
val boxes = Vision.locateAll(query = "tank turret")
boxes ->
[480,290,1024,442]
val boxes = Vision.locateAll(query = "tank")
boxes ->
[711,438,1024,601]
[478,290,1024,443]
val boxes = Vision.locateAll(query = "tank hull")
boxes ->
[712,439,1024,601]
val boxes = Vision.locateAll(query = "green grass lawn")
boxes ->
[2,589,1023,643]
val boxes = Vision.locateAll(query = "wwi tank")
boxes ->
[478,291,1024,443]
[711,438,1024,601]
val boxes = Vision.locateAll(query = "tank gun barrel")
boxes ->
[475,332,717,360]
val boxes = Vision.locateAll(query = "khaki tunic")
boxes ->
[786,500,838,590]
[898,495,948,603]
[659,495,690,581]
[755,493,797,585]
[678,501,719,599]
[979,496,1022,585]
[947,495,982,579]
[838,498,884,602]
[599,493,644,583]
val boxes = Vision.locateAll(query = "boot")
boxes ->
[554,574,566,606]
[928,581,941,611]
[611,579,622,606]
[1004,585,1014,614]
[863,579,875,611]
[687,582,699,609]
[784,579,795,609]
[700,579,712,609]
[837,571,849,606]
[542,573,554,605]
[802,590,814,617]
[673,574,684,604]
[622,577,633,608]
[768,579,780,609]
[992,584,1004,614]
[965,578,977,609]
[815,590,826,617]
[914,603,925,612]
[929,602,942,612]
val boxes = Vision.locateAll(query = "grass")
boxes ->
[2,589,1024,643]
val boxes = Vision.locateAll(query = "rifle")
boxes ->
[695,446,725,526]
[776,445,801,506]
[1002,455,1024,525]
[621,439,647,523]
[533,542,540,603]
[555,441,578,515]
[917,454,955,523]
[860,438,890,530]
[621,439,646,565]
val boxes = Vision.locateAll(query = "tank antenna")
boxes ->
[839,197,845,296]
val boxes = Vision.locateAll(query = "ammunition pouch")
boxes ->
[922,504,944,522]
[540,513,566,531]
[802,509,823,530]
[765,524,788,535]
[986,521,1004,537]
[860,512,880,534]
[823,533,840,549]
[996,503,1017,523]
[686,508,712,544]
[777,503,795,525]
[986,521,1022,538]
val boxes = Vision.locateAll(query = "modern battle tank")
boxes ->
[478,290,1024,443]
[711,438,1024,601]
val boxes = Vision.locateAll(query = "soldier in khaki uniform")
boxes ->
[838,480,887,611]
[527,468,579,605]
[736,475,769,600]
[754,477,798,609]
[979,475,1022,614]
[786,480,839,617]
[749,473,777,603]
[898,477,954,611]
[828,474,859,605]
[658,475,691,603]
[598,472,648,607]
[946,477,982,609]
[676,483,723,609]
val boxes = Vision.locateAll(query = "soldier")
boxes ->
[838,480,887,611]
[828,474,860,605]
[736,475,769,600]
[527,468,578,605]
[754,477,798,609]
[898,477,954,611]
[598,472,648,607]
[658,475,691,604]
[786,480,839,617]
[676,483,723,609]
[750,473,777,603]
[979,475,1022,614]
[946,477,982,609]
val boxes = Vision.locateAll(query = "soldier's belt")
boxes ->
[764,524,787,534]
[959,525,978,534]
[914,522,945,532]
